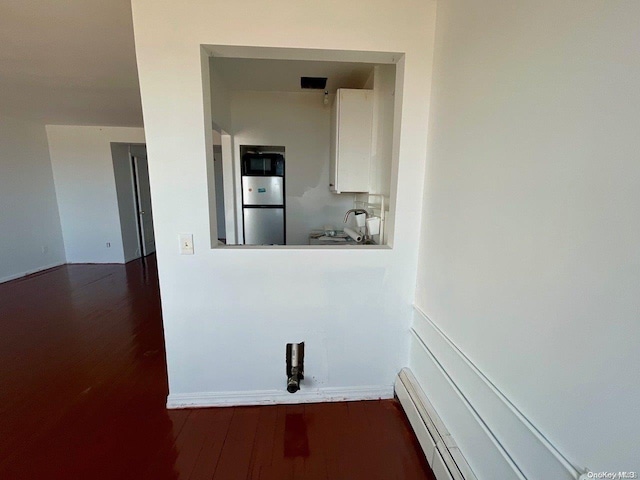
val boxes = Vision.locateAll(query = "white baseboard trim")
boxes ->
[167,385,394,409]
[0,261,65,284]
[396,368,477,480]
[409,306,581,480]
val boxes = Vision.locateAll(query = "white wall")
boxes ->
[230,91,354,245]
[0,115,65,282]
[131,0,437,403]
[369,64,395,198]
[47,126,145,263]
[209,57,232,132]
[413,0,640,476]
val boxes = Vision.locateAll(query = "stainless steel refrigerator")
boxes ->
[241,152,285,245]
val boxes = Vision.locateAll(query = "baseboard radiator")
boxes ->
[402,306,585,480]
[396,368,477,480]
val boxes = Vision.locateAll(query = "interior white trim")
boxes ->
[410,306,582,480]
[167,385,393,409]
[203,45,400,64]
[0,261,65,284]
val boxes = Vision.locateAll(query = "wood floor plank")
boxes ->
[268,404,289,468]
[258,462,293,480]
[301,404,328,480]
[172,409,230,479]
[307,401,350,479]
[189,407,235,480]
[284,404,309,459]
[247,404,278,479]
[345,400,383,479]
[363,399,436,480]
[212,406,261,480]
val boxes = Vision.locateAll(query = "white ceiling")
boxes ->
[0,0,142,126]
[0,2,378,126]
[213,58,375,93]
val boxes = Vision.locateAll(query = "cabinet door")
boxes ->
[334,89,373,193]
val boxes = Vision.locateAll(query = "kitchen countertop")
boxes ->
[308,230,368,246]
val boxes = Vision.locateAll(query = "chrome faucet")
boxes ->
[343,208,370,224]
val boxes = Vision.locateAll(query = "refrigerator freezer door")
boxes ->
[243,207,285,245]
[242,176,284,206]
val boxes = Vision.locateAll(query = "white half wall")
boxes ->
[130,0,437,399]
[414,0,640,475]
[47,126,145,263]
[0,115,65,283]
[230,91,354,245]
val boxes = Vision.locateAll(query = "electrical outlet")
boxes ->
[179,234,194,255]
[106,242,111,248]
[41,246,48,255]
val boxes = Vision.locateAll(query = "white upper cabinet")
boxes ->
[329,89,373,193]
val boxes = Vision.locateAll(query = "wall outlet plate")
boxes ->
[180,234,194,255]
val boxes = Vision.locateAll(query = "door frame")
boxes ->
[130,153,154,257]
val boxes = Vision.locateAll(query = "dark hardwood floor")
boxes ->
[0,257,434,479]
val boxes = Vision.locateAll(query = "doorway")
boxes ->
[112,143,156,262]
[131,149,156,256]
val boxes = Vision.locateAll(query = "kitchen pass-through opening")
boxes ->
[204,46,402,248]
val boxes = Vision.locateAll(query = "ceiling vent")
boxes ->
[300,77,328,89]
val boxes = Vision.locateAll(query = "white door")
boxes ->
[133,155,156,256]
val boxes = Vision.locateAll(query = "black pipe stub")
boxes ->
[287,376,300,393]
[286,342,304,393]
